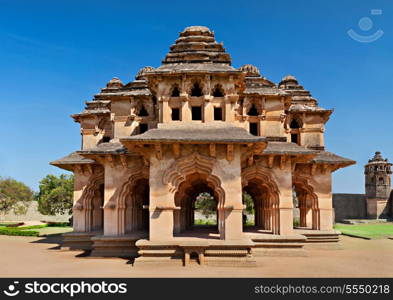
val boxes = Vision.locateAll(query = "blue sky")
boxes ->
[0,0,392,193]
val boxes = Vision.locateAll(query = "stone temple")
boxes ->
[51,26,355,266]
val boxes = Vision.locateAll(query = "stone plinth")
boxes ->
[61,232,98,251]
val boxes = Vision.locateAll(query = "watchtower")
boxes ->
[365,151,392,218]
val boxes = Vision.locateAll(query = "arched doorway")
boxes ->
[242,178,278,234]
[91,183,104,232]
[293,180,319,230]
[174,173,221,237]
[241,166,280,234]
[125,178,150,233]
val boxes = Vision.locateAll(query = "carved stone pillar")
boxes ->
[272,159,294,235]
[204,96,214,122]
[314,171,332,231]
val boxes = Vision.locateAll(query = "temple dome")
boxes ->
[239,64,261,77]
[135,66,155,79]
[182,26,212,35]
[106,77,123,88]
[279,74,299,87]
[368,151,389,163]
[161,25,231,65]
[280,74,298,83]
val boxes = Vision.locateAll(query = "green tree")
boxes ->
[243,191,255,214]
[36,174,74,215]
[194,192,216,218]
[0,177,34,215]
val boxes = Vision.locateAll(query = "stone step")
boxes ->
[61,232,96,251]
[252,248,308,257]
[252,242,305,248]
[90,236,141,258]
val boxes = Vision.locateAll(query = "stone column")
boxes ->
[162,97,171,123]
[72,169,91,232]
[213,145,243,240]
[149,154,175,241]
[102,158,137,236]
[181,96,192,122]
[102,161,120,236]
[173,209,181,234]
[204,96,213,122]
[314,171,333,231]
[272,157,294,235]
[224,95,237,122]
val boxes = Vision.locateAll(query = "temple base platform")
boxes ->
[61,228,342,265]
[61,231,99,251]
[134,237,256,267]
[90,232,147,258]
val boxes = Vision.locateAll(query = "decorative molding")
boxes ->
[241,164,280,198]
[162,152,224,209]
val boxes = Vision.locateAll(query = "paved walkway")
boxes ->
[0,235,392,277]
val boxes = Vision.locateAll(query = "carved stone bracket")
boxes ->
[227,144,234,161]
[155,144,163,160]
[209,144,216,158]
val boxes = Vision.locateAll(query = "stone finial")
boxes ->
[238,64,261,77]
[279,74,299,88]
[281,74,297,82]
[135,66,155,80]
[369,151,388,163]
[182,26,213,35]
[106,77,123,88]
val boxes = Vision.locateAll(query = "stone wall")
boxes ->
[332,193,366,221]
[0,201,70,222]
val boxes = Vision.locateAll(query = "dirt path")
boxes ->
[0,235,392,277]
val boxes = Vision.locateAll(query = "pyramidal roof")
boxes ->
[367,151,390,164]
[162,26,232,65]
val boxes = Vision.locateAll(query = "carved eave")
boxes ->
[72,163,98,175]
[77,152,143,169]
[315,109,333,124]
[121,139,267,163]
[295,160,356,175]
[309,151,356,173]
[288,107,333,124]
[241,142,268,167]
[50,152,98,172]
[71,111,110,124]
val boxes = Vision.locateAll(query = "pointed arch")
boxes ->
[163,152,224,209]
[190,81,203,97]
[243,98,262,117]
[292,175,320,230]
[212,84,225,97]
[171,84,181,97]
[113,166,150,235]
[242,165,280,234]
[76,168,104,232]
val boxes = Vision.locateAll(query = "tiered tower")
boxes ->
[364,151,392,218]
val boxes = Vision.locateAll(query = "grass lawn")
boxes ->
[35,226,72,235]
[334,223,393,239]
[0,224,72,237]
